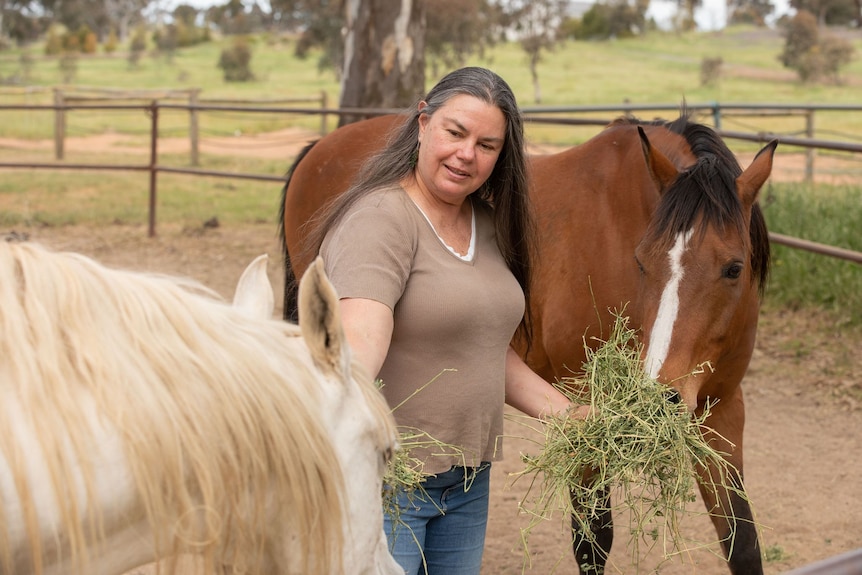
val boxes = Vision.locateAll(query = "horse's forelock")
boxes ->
[642,118,769,288]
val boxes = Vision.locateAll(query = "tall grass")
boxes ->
[761,182,862,330]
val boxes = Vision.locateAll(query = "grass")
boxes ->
[0,26,860,328]
[2,25,862,140]
[764,544,792,563]
[761,182,862,329]
[514,314,751,572]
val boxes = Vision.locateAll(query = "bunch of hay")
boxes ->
[382,427,460,513]
[379,372,464,523]
[515,314,751,568]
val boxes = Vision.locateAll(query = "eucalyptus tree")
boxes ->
[103,0,149,40]
[425,0,502,77]
[790,0,859,24]
[727,0,775,25]
[503,0,568,104]
[338,0,425,126]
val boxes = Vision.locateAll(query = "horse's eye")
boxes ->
[723,262,743,279]
[635,256,645,275]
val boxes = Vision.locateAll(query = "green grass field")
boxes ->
[0,25,860,329]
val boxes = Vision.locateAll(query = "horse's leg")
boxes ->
[571,487,613,575]
[697,386,763,575]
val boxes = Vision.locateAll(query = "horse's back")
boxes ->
[282,114,406,279]
[279,118,690,380]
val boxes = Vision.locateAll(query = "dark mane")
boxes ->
[618,114,771,295]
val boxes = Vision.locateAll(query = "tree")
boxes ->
[728,0,775,25]
[780,9,819,69]
[2,0,53,44]
[674,0,702,30]
[339,0,425,126]
[790,0,858,24]
[563,0,648,40]
[780,9,856,82]
[504,0,568,104]
[102,0,148,41]
[290,0,343,77]
[40,0,112,40]
[209,0,254,34]
[425,0,501,77]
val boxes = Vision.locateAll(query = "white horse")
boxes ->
[0,241,401,575]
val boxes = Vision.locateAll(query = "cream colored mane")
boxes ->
[0,241,393,575]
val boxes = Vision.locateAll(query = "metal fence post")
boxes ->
[320,90,328,135]
[148,101,159,238]
[189,89,200,167]
[53,88,65,160]
[805,109,815,183]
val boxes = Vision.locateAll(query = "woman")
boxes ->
[304,66,588,574]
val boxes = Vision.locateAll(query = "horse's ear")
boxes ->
[736,140,778,209]
[298,256,349,377]
[638,126,678,194]
[233,254,274,320]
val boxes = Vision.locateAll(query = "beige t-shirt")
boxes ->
[320,186,525,474]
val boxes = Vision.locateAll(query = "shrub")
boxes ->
[82,31,98,54]
[779,10,856,83]
[700,56,723,86]
[780,10,818,70]
[59,52,78,83]
[104,30,119,54]
[128,27,148,69]
[218,38,255,82]
[45,28,64,55]
[818,35,855,83]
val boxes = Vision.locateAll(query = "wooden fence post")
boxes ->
[805,109,815,183]
[148,101,159,238]
[53,88,65,160]
[320,90,328,135]
[189,88,200,166]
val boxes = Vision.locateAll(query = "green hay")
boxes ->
[378,371,465,525]
[514,313,753,572]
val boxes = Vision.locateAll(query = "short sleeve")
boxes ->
[319,200,415,311]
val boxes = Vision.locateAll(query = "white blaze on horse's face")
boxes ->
[644,229,694,384]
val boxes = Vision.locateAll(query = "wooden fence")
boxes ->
[0,97,859,265]
[49,86,329,165]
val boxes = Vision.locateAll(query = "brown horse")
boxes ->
[278,112,776,575]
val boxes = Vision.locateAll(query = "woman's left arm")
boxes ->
[504,346,590,421]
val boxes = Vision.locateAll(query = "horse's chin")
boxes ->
[682,397,698,415]
[667,385,699,415]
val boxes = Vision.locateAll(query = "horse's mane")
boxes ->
[613,113,771,294]
[0,241,390,574]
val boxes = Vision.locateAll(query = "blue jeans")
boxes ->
[383,462,492,575]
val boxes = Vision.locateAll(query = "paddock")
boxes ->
[15,223,860,575]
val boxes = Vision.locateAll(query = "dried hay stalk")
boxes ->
[379,371,465,523]
[514,313,754,571]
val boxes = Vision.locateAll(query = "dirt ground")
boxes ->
[15,221,859,575]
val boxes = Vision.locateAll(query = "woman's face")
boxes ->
[415,94,506,206]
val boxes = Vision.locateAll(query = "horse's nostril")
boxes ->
[666,390,682,404]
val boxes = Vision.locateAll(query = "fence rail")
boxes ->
[0,99,859,265]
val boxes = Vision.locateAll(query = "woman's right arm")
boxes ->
[339,296,394,380]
